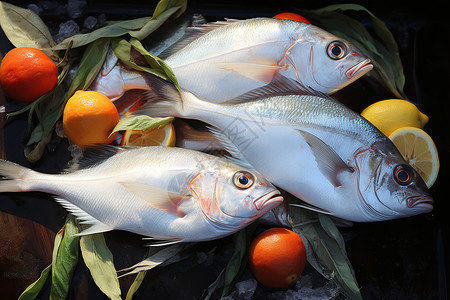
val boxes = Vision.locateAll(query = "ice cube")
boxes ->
[83,16,97,30]
[55,20,80,43]
[235,279,258,300]
[27,4,42,15]
[67,0,86,19]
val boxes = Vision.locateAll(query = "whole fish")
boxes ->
[89,18,372,103]
[0,146,283,243]
[136,78,433,222]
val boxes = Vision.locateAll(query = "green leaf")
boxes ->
[0,1,56,56]
[67,38,111,95]
[111,115,174,135]
[125,271,147,300]
[129,38,180,91]
[112,38,180,92]
[50,214,79,300]
[80,233,121,300]
[18,215,71,299]
[303,4,406,98]
[17,265,52,300]
[152,0,187,19]
[128,6,183,41]
[118,244,186,277]
[52,0,187,50]
[52,17,151,51]
[222,223,257,296]
[291,207,362,300]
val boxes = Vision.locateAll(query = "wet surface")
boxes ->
[1,1,449,299]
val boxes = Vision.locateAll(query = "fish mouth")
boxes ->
[254,190,284,211]
[407,196,434,211]
[345,58,373,80]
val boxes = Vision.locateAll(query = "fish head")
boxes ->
[354,143,433,221]
[189,163,283,228]
[286,24,373,94]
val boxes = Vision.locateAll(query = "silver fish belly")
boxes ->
[0,146,283,243]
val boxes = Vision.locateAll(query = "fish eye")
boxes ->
[327,41,347,60]
[233,171,254,189]
[393,164,414,186]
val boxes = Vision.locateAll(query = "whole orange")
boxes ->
[273,12,311,24]
[0,47,57,103]
[63,90,119,148]
[249,227,306,289]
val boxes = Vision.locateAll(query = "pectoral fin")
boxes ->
[54,197,114,236]
[297,129,353,187]
[119,182,189,217]
[216,62,286,83]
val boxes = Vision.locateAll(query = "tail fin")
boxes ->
[134,76,210,120]
[134,77,185,118]
[0,159,33,192]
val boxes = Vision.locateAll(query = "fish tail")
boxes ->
[0,159,37,192]
[135,77,207,119]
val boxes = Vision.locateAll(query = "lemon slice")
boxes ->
[389,127,439,188]
[121,122,176,147]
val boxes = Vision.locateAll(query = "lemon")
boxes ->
[121,122,176,147]
[361,99,429,136]
[389,127,439,188]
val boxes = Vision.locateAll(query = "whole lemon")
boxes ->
[360,99,429,137]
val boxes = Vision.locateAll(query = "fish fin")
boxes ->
[119,182,188,217]
[207,126,256,170]
[0,159,33,192]
[135,78,185,118]
[216,62,286,83]
[296,129,352,187]
[54,197,114,235]
[160,19,240,59]
[223,76,314,105]
[64,145,132,172]
[143,238,183,247]
[289,203,332,215]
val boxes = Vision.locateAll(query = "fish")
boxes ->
[135,78,433,222]
[162,17,373,102]
[0,146,283,244]
[89,17,373,104]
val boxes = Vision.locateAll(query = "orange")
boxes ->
[0,47,57,103]
[273,12,311,24]
[63,90,119,148]
[249,227,306,289]
[120,122,176,147]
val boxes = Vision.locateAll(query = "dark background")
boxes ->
[1,0,449,299]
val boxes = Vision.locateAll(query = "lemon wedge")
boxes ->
[361,99,429,136]
[121,122,176,147]
[389,127,439,188]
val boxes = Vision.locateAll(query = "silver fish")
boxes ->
[0,146,283,243]
[136,78,433,222]
[89,18,372,104]
[163,17,373,101]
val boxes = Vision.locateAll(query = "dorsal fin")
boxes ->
[160,19,242,59]
[64,145,132,172]
[223,76,316,105]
